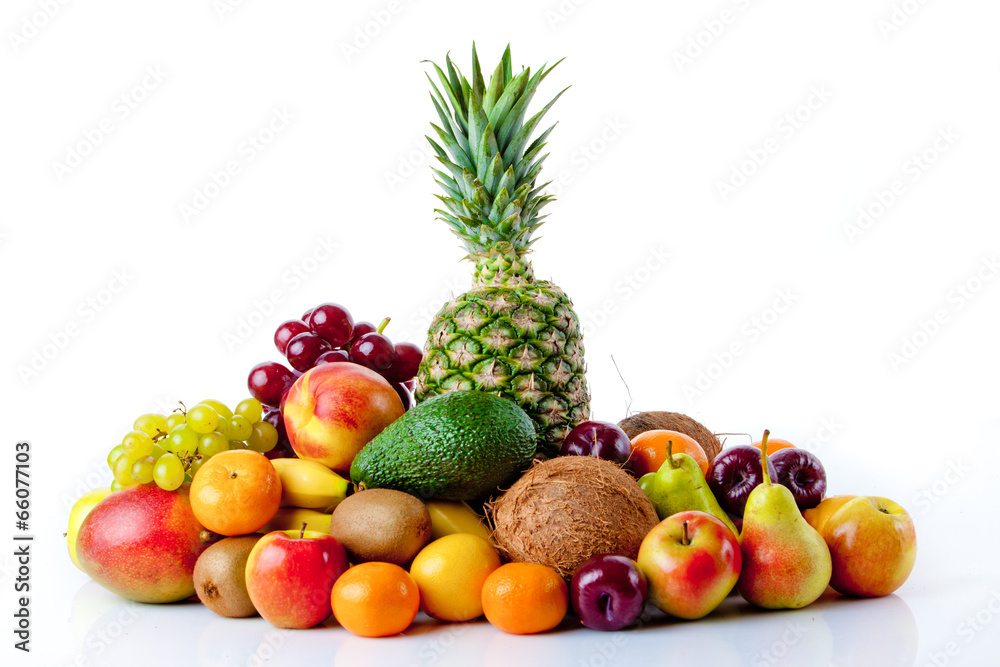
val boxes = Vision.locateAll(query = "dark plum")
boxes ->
[707,445,779,517]
[771,448,827,510]
[560,421,632,466]
[570,554,648,632]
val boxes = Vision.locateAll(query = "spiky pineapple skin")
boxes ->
[415,245,590,454]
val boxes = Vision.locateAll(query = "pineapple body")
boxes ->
[415,45,591,453]
[415,243,590,453]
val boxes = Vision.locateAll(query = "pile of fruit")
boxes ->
[66,44,917,640]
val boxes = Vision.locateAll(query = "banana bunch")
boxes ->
[271,458,349,512]
[260,507,333,534]
[425,500,495,545]
[265,460,495,544]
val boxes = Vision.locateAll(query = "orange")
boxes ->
[190,450,281,536]
[749,437,797,456]
[481,562,568,635]
[410,534,501,622]
[629,430,709,477]
[331,562,420,637]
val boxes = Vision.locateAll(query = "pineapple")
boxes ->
[414,44,591,454]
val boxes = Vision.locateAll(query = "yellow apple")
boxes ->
[821,496,916,597]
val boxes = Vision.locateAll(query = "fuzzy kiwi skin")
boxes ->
[193,535,261,618]
[329,489,431,566]
[618,411,721,462]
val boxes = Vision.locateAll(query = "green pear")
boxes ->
[737,430,832,609]
[639,441,739,538]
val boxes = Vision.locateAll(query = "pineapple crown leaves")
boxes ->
[424,43,567,256]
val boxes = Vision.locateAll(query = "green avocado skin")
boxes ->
[349,391,537,501]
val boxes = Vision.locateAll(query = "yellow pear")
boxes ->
[737,431,832,609]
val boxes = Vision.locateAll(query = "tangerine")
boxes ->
[481,562,568,635]
[190,450,281,536]
[629,429,709,477]
[331,562,420,637]
[749,436,797,456]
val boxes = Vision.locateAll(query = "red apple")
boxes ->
[636,510,742,619]
[76,484,216,603]
[245,528,349,629]
[283,362,404,472]
[820,496,917,597]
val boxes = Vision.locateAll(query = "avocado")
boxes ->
[350,391,536,501]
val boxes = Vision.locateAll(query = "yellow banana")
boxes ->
[270,458,349,511]
[425,500,495,545]
[260,507,332,535]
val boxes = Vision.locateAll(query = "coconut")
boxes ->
[489,456,659,579]
[618,411,721,462]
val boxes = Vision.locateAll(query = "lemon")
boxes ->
[67,487,112,569]
[409,533,501,622]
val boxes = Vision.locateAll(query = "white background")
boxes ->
[2,1,999,665]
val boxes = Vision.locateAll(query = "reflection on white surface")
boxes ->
[62,581,921,667]
[823,594,918,666]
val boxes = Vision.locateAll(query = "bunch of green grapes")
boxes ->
[106,398,279,492]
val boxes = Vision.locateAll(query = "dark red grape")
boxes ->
[393,382,414,411]
[301,307,315,322]
[279,370,301,411]
[264,407,288,440]
[315,349,351,365]
[274,320,310,355]
[248,362,296,407]
[285,332,332,372]
[307,303,354,347]
[264,442,296,460]
[349,321,376,346]
[401,378,415,391]
[349,332,395,371]
[263,408,295,459]
[383,342,423,382]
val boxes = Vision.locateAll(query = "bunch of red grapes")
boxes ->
[246,303,423,458]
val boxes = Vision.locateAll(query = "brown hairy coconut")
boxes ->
[618,411,721,462]
[489,456,659,578]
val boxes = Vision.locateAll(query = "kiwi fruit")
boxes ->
[329,488,431,566]
[489,456,659,579]
[193,535,261,618]
[618,411,721,462]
